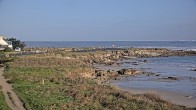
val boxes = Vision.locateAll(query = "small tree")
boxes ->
[7,38,26,50]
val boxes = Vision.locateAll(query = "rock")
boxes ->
[117,69,123,75]
[124,61,131,64]
[95,70,105,77]
[147,72,156,76]
[190,68,196,71]
[107,62,121,66]
[158,76,178,80]
[94,69,120,82]
[105,62,115,65]
[114,77,120,80]
[107,69,114,73]
[185,95,192,98]
[143,60,147,62]
[131,61,139,65]
[95,69,103,73]
[142,72,159,76]
[117,69,141,75]
[167,77,178,80]
[156,74,161,76]
[116,62,123,65]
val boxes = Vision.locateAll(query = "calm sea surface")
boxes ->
[26,41,196,50]
[111,56,196,97]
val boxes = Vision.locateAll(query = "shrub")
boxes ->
[3,47,12,52]
[7,37,26,50]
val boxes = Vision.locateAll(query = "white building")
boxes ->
[0,36,8,50]
[0,36,13,50]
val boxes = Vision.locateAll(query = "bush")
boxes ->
[7,38,26,50]
[3,47,12,52]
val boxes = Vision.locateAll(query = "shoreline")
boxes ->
[111,86,196,108]
[100,55,196,108]
[89,49,196,108]
[1,47,196,109]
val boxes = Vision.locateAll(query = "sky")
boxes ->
[0,0,196,41]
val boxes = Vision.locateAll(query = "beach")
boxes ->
[94,55,196,108]
[117,88,196,108]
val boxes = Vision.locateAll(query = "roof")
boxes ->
[0,36,8,45]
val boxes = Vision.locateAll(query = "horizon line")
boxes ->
[24,40,196,42]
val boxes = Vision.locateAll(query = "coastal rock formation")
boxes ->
[69,48,196,65]
[23,47,196,66]
[158,77,178,80]
[94,69,118,81]
[117,69,142,75]
[21,47,196,83]
[93,68,144,82]
[190,68,196,71]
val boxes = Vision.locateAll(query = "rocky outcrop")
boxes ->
[22,47,196,83]
[117,69,142,75]
[92,68,144,83]
[190,68,196,71]
[158,77,178,80]
[93,69,118,82]
[24,47,196,66]
[71,48,196,65]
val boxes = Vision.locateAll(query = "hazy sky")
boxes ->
[0,0,196,41]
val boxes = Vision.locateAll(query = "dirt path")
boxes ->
[0,67,26,110]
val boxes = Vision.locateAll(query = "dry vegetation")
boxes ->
[3,52,192,110]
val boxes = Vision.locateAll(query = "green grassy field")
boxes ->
[0,88,11,110]
[4,54,190,110]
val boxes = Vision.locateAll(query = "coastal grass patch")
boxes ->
[0,88,12,110]
[4,55,190,110]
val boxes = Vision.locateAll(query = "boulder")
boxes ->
[158,76,178,80]
[95,70,106,77]
[190,68,196,71]
[167,77,178,80]
[143,60,147,62]
[117,68,141,75]
[131,61,139,65]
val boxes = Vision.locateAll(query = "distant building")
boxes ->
[0,36,8,50]
[15,47,21,51]
[0,36,13,50]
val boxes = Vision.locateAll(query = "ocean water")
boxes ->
[26,41,196,50]
[110,56,196,97]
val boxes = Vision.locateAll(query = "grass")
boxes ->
[0,88,12,110]
[4,54,191,110]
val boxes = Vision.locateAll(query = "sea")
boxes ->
[26,41,196,50]
[26,41,196,101]
[111,56,196,95]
